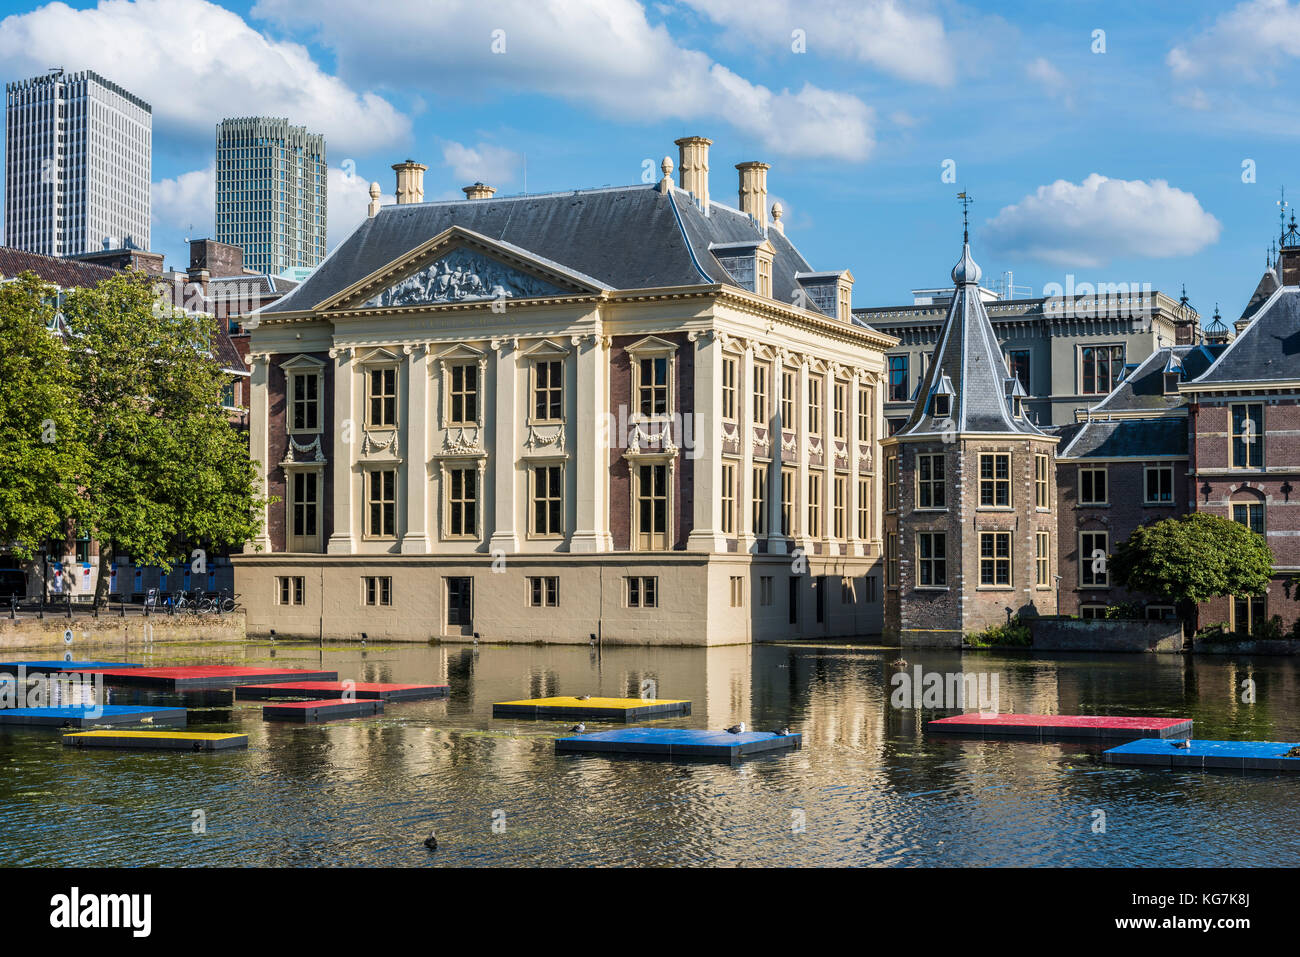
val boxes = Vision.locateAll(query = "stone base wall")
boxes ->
[1029,617,1182,653]
[0,613,245,653]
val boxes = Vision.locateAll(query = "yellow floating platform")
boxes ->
[493,696,691,721]
[62,730,249,751]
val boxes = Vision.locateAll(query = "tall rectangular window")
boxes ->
[367,367,397,427]
[1008,350,1031,393]
[721,356,738,421]
[753,363,768,425]
[638,357,669,415]
[917,453,945,509]
[1080,531,1109,586]
[886,453,899,511]
[290,470,319,549]
[979,532,1011,586]
[290,372,319,432]
[1080,345,1124,395]
[752,463,768,536]
[636,463,669,549]
[857,387,872,443]
[979,453,1011,507]
[1231,403,1264,469]
[447,467,477,538]
[833,474,846,539]
[760,576,774,606]
[888,355,908,402]
[531,464,563,536]
[833,382,847,440]
[366,469,396,538]
[449,363,478,425]
[1079,467,1108,505]
[1035,454,1050,508]
[857,476,871,540]
[807,472,823,538]
[780,470,795,536]
[1144,465,1173,503]
[1232,595,1266,635]
[730,576,744,608]
[808,376,823,435]
[1036,531,1050,586]
[781,370,796,427]
[917,532,947,587]
[720,461,737,536]
[533,360,563,421]
[1232,502,1265,536]
[886,532,899,586]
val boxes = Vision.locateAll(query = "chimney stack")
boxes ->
[1282,211,1300,286]
[462,182,497,200]
[392,159,427,205]
[367,182,382,218]
[674,136,712,210]
[737,161,770,231]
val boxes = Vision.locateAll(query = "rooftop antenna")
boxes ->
[958,191,973,243]
[1279,186,1289,243]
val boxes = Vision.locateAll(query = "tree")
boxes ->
[0,274,85,559]
[1111,512,1273,633]
[60,271,268,601]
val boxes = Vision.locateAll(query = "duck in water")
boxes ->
[423,830,438,851]
[569,723,586,733]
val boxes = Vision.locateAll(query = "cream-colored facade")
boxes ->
[235,138,896,644]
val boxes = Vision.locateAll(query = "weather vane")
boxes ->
[957,191,973,243]
[1279,186,1289,241]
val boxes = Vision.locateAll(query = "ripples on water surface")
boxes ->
[2,640,1299,867]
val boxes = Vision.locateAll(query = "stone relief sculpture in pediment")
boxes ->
[364,247,564,308]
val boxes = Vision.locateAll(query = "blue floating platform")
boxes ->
[1103,738,1300,771]
[555,727,801,762]
[0,705,186,728]
[0,661,144,675]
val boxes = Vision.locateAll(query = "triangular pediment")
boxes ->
[322,227,602,312]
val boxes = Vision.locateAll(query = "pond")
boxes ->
[2,639,1298,866]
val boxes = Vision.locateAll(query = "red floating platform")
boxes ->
[262,698,384,723]
[235,680,448,701]
[926,713,1193,740]
[64,665,339,691]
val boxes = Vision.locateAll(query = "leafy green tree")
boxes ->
[1111,512,1273,632]
[60,271,268,600]
[0,274,85,559]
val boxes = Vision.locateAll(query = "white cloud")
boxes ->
[983,174,1222,268]
[1025,56,1072,107]
[251,0,875,161]
[678,0,954,86]
[0,0,409,154]
[1167,0,1300,82]
[441,142,522,188]
[152,164,214,235]
[328,166,394,249]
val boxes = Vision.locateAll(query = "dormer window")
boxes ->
[795,269,853,320]
[1163,371,1180,395]
[711,240,775,298]
[933,394,950,418]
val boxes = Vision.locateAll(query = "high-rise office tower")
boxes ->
[215,117,326,276]
[4,68,152,256]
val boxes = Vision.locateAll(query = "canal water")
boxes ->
[1,640,1298,866]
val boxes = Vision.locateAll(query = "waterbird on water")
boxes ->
[773,727,790,737]
[724,722,746,734]
[1172,739,1192,749]
[423,830,438,851]
[569,723,586,733]
[890,658,908,669]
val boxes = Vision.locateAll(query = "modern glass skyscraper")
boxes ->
[215,117,326,276]
[4,69,152,256]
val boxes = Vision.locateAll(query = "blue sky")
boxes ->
[1,0,1297,319]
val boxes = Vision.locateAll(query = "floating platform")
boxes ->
[927,713,1193,740]
[262,698,384,723]
[65,665,339,691]
[63,730,248,751]
[0,661,144,675]
[0,705,186,728]
[1103,738,1300,771]
[236,680,448,702]
[555,727,801,761]
[494,696,691,721]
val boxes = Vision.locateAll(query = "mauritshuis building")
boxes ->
[215,117,326,276]
[235,136,896,644]
[4,69,151,256]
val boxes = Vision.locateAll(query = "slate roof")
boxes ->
[1237,266,1279,325]
[0,246,118,288]
[1057,416,1188,460]
[260,184,827,316]
[894,242,1047,437]
[1091,343,1225,414]
[1189,286,1300,386]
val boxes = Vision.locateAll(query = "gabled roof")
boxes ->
[260,183,834,317]
[1057,417,1188,460]
[1091,343,1225,414]
[0,246,118,288]
[1189,286,1300,386]
[894,242,1046,437]
[1238,266,1279,325]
